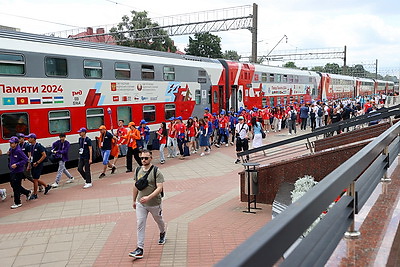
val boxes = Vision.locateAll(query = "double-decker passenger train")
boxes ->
[0,30,396,174]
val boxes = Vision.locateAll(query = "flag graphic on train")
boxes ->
[42,96,53,104]
[54,96,64,104]
[30,98,41,104]
[2,97,15,105]
[17,97,29,105]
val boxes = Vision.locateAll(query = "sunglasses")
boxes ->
[140,157,150,160]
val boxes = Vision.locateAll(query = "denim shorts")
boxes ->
[101,149,111,165]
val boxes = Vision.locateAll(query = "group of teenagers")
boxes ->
[3,95,387,210]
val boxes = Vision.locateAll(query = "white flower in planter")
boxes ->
[291,175,324,237]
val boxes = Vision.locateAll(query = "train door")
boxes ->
[211,85,224,113]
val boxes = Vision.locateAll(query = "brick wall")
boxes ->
[314,120,397,152]
[240,142,367,204]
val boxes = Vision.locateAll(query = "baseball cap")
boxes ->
[16,133,25,138]
[140,120,147,124]
[168,117,175,121]
[204,107,210,111]
[238,116,244,120]
[99,125,106,130]
[128,122,135,127]
[77,127,87,133]
[9,136,19,143]
[176,116,183,121]
[26,133,37,139]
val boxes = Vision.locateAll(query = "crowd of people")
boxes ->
[1,93,393,260]
[2,94,390,210]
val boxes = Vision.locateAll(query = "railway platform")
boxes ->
[0,127,399,266]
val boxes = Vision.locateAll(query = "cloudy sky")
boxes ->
[1,0,399,76]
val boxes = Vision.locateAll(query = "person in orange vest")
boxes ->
[123,122,142,172]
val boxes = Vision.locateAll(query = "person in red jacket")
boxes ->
[123,122,142,172]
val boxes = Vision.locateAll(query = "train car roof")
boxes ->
[252,63,319,76]
[0,30,220,64]
[319,72,356,81]
[373,79,394,84]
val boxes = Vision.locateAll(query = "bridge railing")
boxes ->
[217,120,400,267]
[238,104,400,163]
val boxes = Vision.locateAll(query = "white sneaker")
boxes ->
[200,152,205,157]
[83,183,92,189]
[288,133,291,136]
[51,182,59,188]
[66,177,74,184]
[11,203,22,209]
[1,189,6,201]
[225,144,229,147]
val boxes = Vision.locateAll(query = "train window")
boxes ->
[117,106,132,124]
[282,75,288,83]
[1,112,29,139]
[283,96,287,105]
[289,76,293,83]
[294,76,299,83]
[86,108,104,130]
[142,65,154,80]
[238,89,243,103]
[45,57,67,77]
[49,110,71,134]
[199,70,206,76]
[269,74,274,82]
[163,66,175,81]
[195,90,201,105]
[84,60,102,79]
[261,73,267,82]
[269,98,274,107]
[0,53,25,75]
[276,74,281,83]
[262,97,267,107]
[165,104,175,120]
[115,62,131,79]
[143,105,156,122]
[213,91,218,104]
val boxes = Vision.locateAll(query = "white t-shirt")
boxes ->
[235,122,249,139]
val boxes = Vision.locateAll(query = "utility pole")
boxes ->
[251,3,258,63]
[343,45,347,75]
[375,59,378,79]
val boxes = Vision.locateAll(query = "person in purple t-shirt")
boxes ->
[51,133,74,187]
[8,136,31,209]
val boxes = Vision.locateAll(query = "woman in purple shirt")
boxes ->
[8,136,31,209]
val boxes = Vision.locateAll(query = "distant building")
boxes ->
[68,27,116,45]
[0,25,20,31]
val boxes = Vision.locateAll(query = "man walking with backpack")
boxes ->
[316,102,324,129]
[129,149,166,259]
[288,106,297,135]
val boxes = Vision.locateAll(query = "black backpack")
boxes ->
[290,111,297,121]
[135,166,164,197]
[317,107,323,117]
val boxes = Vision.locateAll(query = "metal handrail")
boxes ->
[238,104,400,160]
[217,120,400,266]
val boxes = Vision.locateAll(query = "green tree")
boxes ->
[324,63,341,74]
[310,66,324,72]
[223,50,241,61]
[283,61,298,69]
[110,11,176,52]
[185,32,223,58]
